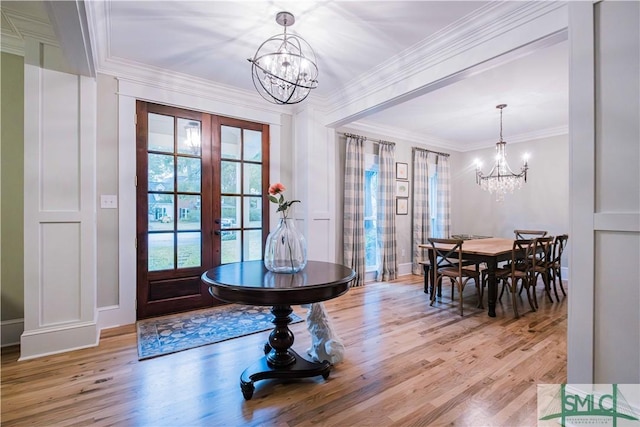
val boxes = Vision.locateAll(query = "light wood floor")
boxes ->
[1,275,567,426]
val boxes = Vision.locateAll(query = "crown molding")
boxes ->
[0,7,58,54]
[347,120,569,153]
[324,1,567,112]
[105,55,294,118]
[344,120,464,153]
[465,125,569,151]
[0,35,24,56]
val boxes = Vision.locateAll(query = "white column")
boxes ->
[568,1,640,383]
[293,106,336,263]
[21,38,98,359]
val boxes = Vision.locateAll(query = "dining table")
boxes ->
[418,237,518,317]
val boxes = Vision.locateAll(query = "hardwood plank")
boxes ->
[1,275,567,426]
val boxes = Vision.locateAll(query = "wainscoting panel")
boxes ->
[40,222,81,324]
[41,70,80,211]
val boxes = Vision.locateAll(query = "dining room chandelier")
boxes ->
[248,11,319,105]
[475,104,529,201]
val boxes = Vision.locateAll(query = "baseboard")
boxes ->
[364,262,414,283]
[1,318,24,347]
[397,262,413,276]
[97,304,136,332]
[19,321,99,360]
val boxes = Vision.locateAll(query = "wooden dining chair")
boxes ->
[549,234,569,299]
[509,229,549,271]
[514,229,548,239]
[427,238,482,316]
[529,236,555,304]
[496,239,537,318]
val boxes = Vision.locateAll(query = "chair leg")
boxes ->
[525,279,537,312]
[510,279,520,318]
[557,268,566,296]
[476,277,484,309]
[538,272,554,303]
[529,273,539,309]
[549,270,559,301]
[458,280,464,317]
[431,277,443,306]
[498,278,506,301]
[423,264,430,294]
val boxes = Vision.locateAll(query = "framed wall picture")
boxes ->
[396,162,408,180]
[396,198,408,215]
[396,180,410,198]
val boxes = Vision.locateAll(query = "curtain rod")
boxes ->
[339,132,395,146]
[412,146,450,158]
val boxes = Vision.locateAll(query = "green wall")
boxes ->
[1,52,24,321]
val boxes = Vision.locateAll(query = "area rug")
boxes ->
[137,305,304,360]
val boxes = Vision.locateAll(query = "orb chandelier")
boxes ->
[475,104,529,201]
[248,11,319,105]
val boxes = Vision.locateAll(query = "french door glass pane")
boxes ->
[221,161,240,194]
[177,232,201,268]
[177,195,201,230]
[148,113,174,153]
[221,231,241,264]
[148,154,174,191]
[243,130,262,161]
[148,194,174,231]
[221,196,240,228]
[221,126,241,159]
[243,163,261,195]
[148,233,174,271]
[177,157,201,192]
[177,118,201,155]
[243,230,262,261]
[244,197,262,228]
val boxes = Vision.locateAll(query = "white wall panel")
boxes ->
[41,70,80,211]
[40,222,81,324]
[594,231,640,383]
[21,38,97,359]
[594,1,640,214]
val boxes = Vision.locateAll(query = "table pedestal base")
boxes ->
[240,349,331,400]
[239,305,331,400]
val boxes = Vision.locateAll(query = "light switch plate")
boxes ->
[100,195,118,209]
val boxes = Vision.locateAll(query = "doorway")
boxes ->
[135,101,270,318]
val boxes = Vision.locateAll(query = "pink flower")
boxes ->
[267,183,300,218]
[268,182,286,196]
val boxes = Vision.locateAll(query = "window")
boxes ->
[364,154,379,271]
[427,161,445,238]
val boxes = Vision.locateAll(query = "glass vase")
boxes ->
[264,217,307,273]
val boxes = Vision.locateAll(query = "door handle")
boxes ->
[214,230,221,236]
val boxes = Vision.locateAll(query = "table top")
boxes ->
[418,237,515,256]
[201,260,356,306]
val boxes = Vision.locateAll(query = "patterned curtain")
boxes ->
[436,155,451,238]
[343,135,366,286]
[412,150,435,274]
[377,142,397,281]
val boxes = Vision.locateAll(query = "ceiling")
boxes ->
[1,1,568,152]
